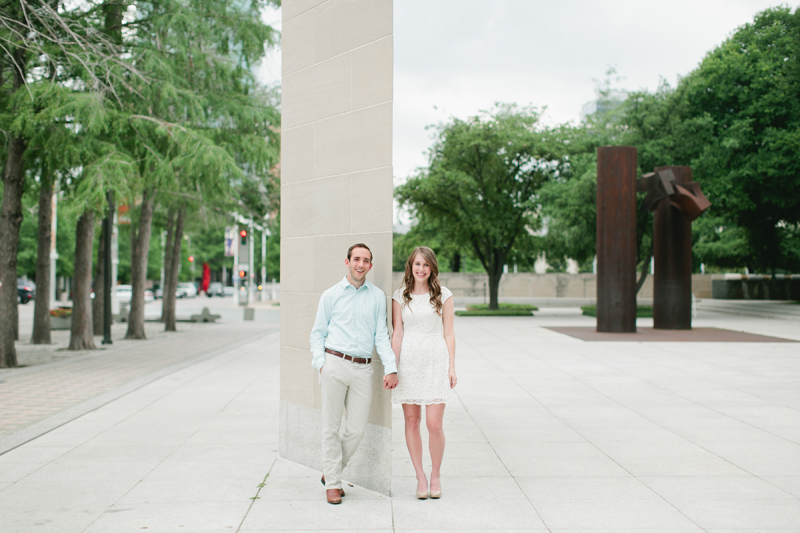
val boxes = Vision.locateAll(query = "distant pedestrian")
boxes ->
[310,243,398,505]
[391,246,457,500]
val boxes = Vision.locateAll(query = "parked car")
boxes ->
[206,282,224,297]
[177,282,198,298]
[17,278,35,304]
[114,285,133,304]
[223,286,236,297]
[114,285,155,303]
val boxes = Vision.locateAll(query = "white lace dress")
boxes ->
[391,287,453,405]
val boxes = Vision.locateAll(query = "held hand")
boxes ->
[383,373,398,390]
[449,367,458,389]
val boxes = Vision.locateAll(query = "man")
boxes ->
[310,243,398,504]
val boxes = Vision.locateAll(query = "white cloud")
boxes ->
[393,0,782,181]
[255,0,784,224]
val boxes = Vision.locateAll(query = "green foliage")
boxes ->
[540,7,800,274]
[625,7,800,272]
[466,303,538,311]
[14,189,76,280]
[581,305,653,318]
[456,306,535,317]
[396,104,559,291]
[3,0,282,289]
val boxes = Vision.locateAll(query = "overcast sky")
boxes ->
[258,0,786,218]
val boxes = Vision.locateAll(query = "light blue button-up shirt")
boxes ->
[310,276,397,375]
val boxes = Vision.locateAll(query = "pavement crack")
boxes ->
[236,456,276,533]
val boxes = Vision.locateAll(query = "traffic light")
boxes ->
[238,226,250,264]
[188,256,194,263]
[239,270,246,279]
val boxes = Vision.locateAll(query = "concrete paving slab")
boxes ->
[534,499,701,529]
[392,475,527,501]
[641,475,797,501]
[762,476,800,498]
[82,501,253,532]
[675,499,800,529]
[392,498,547,530]
[0,310,799,531]
[518,475,661,502]
[242,499,393,530]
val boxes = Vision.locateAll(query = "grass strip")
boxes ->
[581,305,653,318]
[456,310,534,317]
[466,303,539,312]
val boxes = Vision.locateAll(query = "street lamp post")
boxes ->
[102,190,114,345]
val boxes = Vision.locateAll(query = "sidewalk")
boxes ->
[0,307,799,531]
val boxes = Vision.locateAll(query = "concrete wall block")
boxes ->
[280,346,320,409]
[283,0,327,22]
[352,36,393,110]
[280,125,315,184]
[314,0,392,63]
[310,175,353,236]
[314,103,392,178]
[280,237,315,293]
[282,53,352,129]
[281,180,315,238]
[281,291,320,351]
[390,272,712,300]
[350,167,393,234]
[281,10,316,76]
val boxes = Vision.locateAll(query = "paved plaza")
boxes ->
[1,302,799,531]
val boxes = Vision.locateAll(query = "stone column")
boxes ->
[279,0,394,495]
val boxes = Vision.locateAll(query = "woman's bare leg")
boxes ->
[403,403,427,494]
[426,403,446,494]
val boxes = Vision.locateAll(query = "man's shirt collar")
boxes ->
[340,275,370,291]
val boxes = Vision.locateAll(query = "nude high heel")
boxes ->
[416,479,429,499]
[430,479,442,499]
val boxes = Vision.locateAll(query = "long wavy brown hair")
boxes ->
[402,246,443,315]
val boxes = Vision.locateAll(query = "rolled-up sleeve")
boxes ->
[309,292,330,369]
[373,293,397,375]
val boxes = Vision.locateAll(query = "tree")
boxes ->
[1,0,142,364]
[392,213,468,273]
[68,212,95,350]
[31,172,54,343]
[621,7,800,273]
[114,0,279,336]
[679,6,800,272]
[396,104,558,309]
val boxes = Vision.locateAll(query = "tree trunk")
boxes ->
[92,222,105,335]
[31,176,53,344]
[487,269,502,310]
[0,136,26,367]
[164,207,185,331]
[69,212,97,350]
[451,252,461,273]
[161,210,175,322]
[0,48,27,367]
[125,189,156,339]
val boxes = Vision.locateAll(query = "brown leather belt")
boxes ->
[325,348,371,364]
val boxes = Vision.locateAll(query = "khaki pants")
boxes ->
[320,354,374,490]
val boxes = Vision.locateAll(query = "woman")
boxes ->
[391,246,457,500]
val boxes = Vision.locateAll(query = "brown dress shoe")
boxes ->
[326,488,342,504]
[320,475,345,496]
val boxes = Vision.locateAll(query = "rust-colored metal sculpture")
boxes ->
[640,166,711,329]
[596,149,711,333]
[596,146,638,333]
